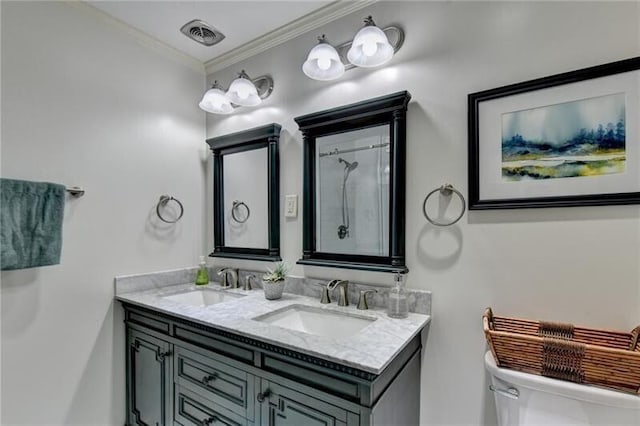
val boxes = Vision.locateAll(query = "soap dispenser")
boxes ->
[387,273,408,318]
[195,256,209,286]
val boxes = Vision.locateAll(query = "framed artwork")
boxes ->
[468,57,640,209]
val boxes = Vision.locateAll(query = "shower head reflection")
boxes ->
[337,157,358,239]
[338,157,359,173]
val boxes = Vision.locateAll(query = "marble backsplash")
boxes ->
[115,267,431,315]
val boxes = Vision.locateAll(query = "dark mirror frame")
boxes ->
[294,91,411,273]
[206,123,281,261]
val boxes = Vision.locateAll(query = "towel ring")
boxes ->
[231,200,250,223]
[422,184,466,227]
[156,195,184,224]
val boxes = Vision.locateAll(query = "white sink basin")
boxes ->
[254,305,375,339]
[162,289,244,307]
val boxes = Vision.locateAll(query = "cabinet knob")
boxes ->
[256,389,271,403]
[156,350,172,361]
[201,416,217,425]
[202,373,218,385]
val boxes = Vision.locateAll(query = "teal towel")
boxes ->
[1,178,65,270]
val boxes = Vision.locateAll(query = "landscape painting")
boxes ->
[501,93,626,181]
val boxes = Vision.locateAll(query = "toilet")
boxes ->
[485,351,640,425]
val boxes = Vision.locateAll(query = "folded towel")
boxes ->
[1,178,65,270]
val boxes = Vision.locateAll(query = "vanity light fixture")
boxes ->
[302,16,404,81]
[347,16,395,68]
[302,35,345,81]
[199,81,233,115]
[198,71,274,115]
[226,70,262,107]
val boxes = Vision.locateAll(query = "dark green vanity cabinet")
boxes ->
[123,303,422,426]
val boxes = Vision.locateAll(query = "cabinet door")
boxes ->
[127,328,172,426]
[258,380,358,426]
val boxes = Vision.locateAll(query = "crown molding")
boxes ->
[72,1,205,75]
[204,0,377,75]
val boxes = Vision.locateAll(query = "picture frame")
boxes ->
[468,57,640,210]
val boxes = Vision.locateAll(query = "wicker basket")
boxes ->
[483,308,640,394]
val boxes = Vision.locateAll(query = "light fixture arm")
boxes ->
[210,80,224,90]
[237,69,251,80]
[252,75,274,100]
[363,16,376,27]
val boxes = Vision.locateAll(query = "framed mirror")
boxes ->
[206,123,281,261]
[295,91,411,273]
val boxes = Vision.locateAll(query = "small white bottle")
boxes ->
[387,273,408,319]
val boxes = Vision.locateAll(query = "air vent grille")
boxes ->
[180,20,225,47]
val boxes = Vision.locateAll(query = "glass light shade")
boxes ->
[226,76,261,107]
[347,25,394,68]
[198,86,233,114]
[302,42,345,81]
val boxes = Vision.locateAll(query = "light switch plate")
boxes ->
[285,194,298,218]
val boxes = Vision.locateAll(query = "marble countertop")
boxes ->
[115,281,430,374]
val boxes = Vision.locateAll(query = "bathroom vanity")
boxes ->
[115,272,430,426]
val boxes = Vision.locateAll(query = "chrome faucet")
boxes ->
[244,274,257,291]
[327,280,350,306]
[319,280,337,304]
[216,268,238,289]
[357,289,378,310]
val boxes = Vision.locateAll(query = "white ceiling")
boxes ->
[87,1,331,63]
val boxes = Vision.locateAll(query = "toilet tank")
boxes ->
[484,351,640,426]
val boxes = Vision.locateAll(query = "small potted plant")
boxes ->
[262,262,288,300]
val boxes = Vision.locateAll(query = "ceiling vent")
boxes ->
[180,19,225,47]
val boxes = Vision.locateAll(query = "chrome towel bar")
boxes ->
[66,187,85,197]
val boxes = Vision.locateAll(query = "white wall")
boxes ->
[206,2,640,425]
[1,2,206,424]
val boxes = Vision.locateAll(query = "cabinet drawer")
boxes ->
[175,385,251,426]
[262,355,360,401]
[174,346,255,420]
[126,308,171,334]
[173,323,254,364]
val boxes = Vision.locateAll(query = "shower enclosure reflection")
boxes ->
[316,125,390,256]
[296,91,410,273]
